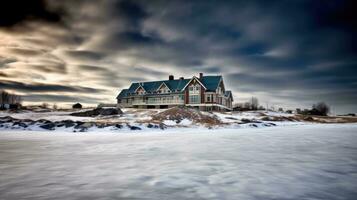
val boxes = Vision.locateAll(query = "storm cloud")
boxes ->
[0,80,105,93]
[0,0,356,113]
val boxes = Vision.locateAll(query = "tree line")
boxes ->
[233,97,330,116]
[0,90,22,105]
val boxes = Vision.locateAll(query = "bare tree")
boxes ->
[0,90,22,104]
[53,103,58,110]
[42,102,49,109]
[250,97,259,110]
[0,90,10,104]
[243,102,251,110]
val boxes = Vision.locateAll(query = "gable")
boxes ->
[135,85,146,93]
[182,76,207,91]
[157,82,171,92]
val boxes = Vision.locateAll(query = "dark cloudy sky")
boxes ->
[0,0,356,113]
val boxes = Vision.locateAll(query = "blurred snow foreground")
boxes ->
[0,124,357,200]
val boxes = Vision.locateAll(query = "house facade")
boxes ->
[116,73,233,111]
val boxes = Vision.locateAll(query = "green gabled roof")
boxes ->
[200,76,222,91]
[116,89,129,99]
[127,78,191,94]
[118,75,224,98]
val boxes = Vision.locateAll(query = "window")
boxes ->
[189,95,200,104]
[189,84,200,94]
[206,96,210,102]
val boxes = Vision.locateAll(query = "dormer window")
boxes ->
[136,86,146,95]
[157,83,171,94]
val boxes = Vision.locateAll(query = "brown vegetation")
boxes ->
[152,107,222,126]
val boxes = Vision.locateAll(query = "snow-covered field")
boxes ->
[1,124,357,200]
[0,108,305,132]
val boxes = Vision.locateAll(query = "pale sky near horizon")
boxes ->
[0,0,356,113]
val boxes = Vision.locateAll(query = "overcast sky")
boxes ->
[0,0,356,113]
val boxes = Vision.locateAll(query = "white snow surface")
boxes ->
[0,110,92,121]
[0,124,357,200]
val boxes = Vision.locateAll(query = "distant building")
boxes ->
[117,73,233,111]
[72,103,82,109]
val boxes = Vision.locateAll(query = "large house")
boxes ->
[116,73,233,111]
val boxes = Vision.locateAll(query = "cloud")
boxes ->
[77,65,109,72]
[22,94,106,104]
[64,50,105,61]
[6,47,45,56]
[0,72,9,77]
[0,80,105,93]
[0,57,17,68]
[0,0,63,27]
[0,0,356,113]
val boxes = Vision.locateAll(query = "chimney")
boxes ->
[169,75,174,80]
[199,73,203,79]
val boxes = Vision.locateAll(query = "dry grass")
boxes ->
[152,107,222,126]
[294,115,357,123]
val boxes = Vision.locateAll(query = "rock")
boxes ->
[56,123,65,127]
[76,121,85,126]
[37,119,52,124]
[62,120,75,128]
[128,125,141,130]
[79,128,88,132]
[159,123,167,130]
[40,123,56,130]
[225,117,238,120]
[96,123,107,128]
[12,122,28,128]
[147,123,154,128]
[74,122,92,129]
[115,124,123,129]
[249,124,258,128]
[70,108,123,117]
[81,122,93,128]
[241,118,252,123]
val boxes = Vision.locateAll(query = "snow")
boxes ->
[0,110,92,121]
[212,110,294,123]
[163,120,177,126]
[162,119,193,126]
[0,124,357,200]
[179,118,192,125]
